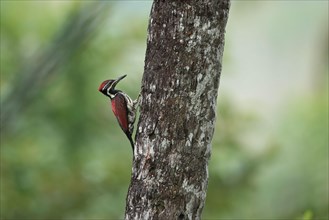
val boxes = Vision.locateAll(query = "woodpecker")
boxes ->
[98,75,139,150]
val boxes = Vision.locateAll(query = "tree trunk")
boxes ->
[125,1,230,219]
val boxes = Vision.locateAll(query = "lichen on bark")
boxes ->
[125,1,230,219]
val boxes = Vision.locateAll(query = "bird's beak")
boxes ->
[112,74,127,88]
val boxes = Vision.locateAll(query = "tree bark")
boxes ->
[125,1,230,219]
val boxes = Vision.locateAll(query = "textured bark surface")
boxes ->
[125,1,230,219]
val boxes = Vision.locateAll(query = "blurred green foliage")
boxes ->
[1,1,328,220]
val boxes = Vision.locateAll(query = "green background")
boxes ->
[1,1,328,219]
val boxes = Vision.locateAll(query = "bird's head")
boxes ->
[98,74,126,98]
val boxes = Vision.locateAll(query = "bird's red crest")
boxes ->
[98,80,110,92]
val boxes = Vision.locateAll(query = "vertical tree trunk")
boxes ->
[125,1,230,219]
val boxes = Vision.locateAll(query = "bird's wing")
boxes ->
[111,93,129,133]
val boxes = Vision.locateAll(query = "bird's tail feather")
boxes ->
[126,133,134,151]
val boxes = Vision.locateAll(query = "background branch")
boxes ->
[1,2,110,131]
